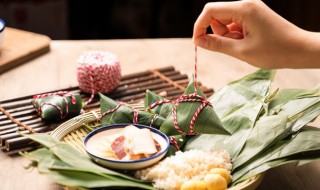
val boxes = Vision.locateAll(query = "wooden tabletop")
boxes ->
[0,38,320,190]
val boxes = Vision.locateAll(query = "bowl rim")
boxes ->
[0,19,5,32]
[83,123,170,164]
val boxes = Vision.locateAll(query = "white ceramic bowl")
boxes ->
[0,19,5,49]
[83,123,170,170]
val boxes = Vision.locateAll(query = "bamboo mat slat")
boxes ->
[0,66,214,154]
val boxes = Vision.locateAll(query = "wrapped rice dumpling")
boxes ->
[100,80,228,136]
[99,94,166,128]
[32,92,83,121]
[146,81,228,136]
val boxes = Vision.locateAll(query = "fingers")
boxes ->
[211,20,229,36]
[193,1,243,39]
[193,1,247,57]
[210,20,244,39]
[227,23,243,33]
[224,31,244,39]
[194,34,240,56]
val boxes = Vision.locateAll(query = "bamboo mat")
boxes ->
[0,66,214,155]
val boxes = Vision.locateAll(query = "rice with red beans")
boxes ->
[135,149,232,190]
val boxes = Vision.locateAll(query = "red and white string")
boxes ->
[77,51,121,105]
[194,45,198,94]
[169,136,180,150]
[98,102,140,124]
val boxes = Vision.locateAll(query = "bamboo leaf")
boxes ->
[20,147,53,163]
[183,78,206,97]
[22,133,62,148]
[276,97,320,120]
[268,87,320,115]
[186,70,275,158]
[232,126,320,184]
[232,115,288,169]
[185,100,263,159]
[144,90,174,118]
[231,98,320,183]
[289,101,320,132]
[209,69,275,118]
[235,149,320,185]
[45,170,154,189]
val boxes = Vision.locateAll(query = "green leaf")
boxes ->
[288,101,320,132]
[232,126,320,184]
[183,77,206,97]
[186,70,275,158]
[22,133,62,148]
[232,115,288,169]
[185,70,275,159]
[20,147,53,163]
[268,87,320,115]
[209,69,275,118]
[185,100,263,159]
[45,170,154,189]
[144,90,174,118]
[235,149,320,185]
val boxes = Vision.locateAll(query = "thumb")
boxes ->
[193,34,239,56]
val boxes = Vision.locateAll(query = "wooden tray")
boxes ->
[0,66,214,154]
[0,27,51,73]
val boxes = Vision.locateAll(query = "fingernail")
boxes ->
[194,36,208,48]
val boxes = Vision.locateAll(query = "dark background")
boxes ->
[1,0,320,40]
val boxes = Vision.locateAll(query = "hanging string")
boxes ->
[85,74,96,106]
[194,45,198,94]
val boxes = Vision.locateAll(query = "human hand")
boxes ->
[193,0,320,69]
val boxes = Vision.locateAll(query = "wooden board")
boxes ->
[0,27,51,73]
[0,66,214,154]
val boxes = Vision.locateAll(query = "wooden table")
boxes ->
[1,39,320,190]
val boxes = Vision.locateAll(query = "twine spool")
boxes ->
[77,51,121,104]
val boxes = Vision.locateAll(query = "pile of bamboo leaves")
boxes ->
[185,69,320,185]
[22,69,320,189]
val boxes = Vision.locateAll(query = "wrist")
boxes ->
[294,29,320,68]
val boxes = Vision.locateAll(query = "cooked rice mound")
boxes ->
[135,149,232,190]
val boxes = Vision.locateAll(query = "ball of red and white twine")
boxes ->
[77,51,121,105]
